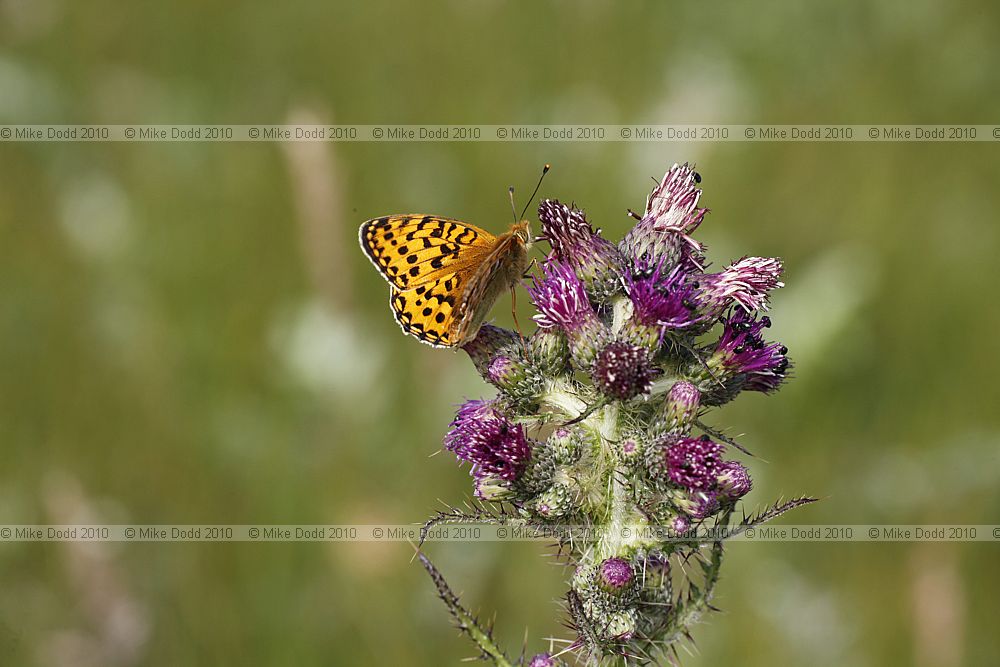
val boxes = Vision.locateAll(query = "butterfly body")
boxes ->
[360,215,531,347]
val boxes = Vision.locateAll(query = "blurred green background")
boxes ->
[2,1,999,665]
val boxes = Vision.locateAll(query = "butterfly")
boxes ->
[359,215,532,347]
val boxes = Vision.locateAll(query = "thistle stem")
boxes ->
[418,552,514,667]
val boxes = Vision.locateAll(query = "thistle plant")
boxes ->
[420,164,815,666]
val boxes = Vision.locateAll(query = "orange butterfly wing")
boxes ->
[359,215,495,290]
[360,215,500,347]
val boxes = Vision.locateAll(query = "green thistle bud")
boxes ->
[532,481,576,519]
[659,380,701,433]
[597,557,636,597]
[461,324,519,375]
[485,351,543,403]
[529,327,571,376]
[548,425,590,465]
[474,476,516,501]
[604,609,638,641]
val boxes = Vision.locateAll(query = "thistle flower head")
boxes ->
[538,199,625,300]
[443,400,531,484]
[592,341,659,400]
[461,325,544,402]
[528,261,609,366]
[528,261,597,334]
[620,163,707,271]
[528,654,563,667]
[665,435,724,491]
[528,327,570,375]
[708,310,790,395]
[624,260,703,330]
[661,380,701,432]
[461,324,519,373]
[696,256,784,317]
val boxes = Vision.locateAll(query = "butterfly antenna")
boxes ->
[518,164,550,220]
[508,186,518,223]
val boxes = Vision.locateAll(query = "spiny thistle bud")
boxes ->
[528,327,571,376]
[462,324,519,375]
[415,164,812,665]
[617,437,641,461]
[660,380,701,433]
[462,326,543,402]
[545,427,583,465]
[486,352,544,402]
[538,199,625,301]
[717,460,753,500]
[603,609,638,641]
[591,341,659,400]
[598,557,635,596]
[533,481,575,519]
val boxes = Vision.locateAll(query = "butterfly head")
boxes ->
[511,220,532,246]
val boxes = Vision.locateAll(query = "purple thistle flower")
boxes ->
[538,199,625,299]
[717,461,753,499]
[591,341,659,400]
[696,256,784,317]
[528,653,561,667]
[625,260,703,330]
[528,261,596,332]
[528,261,609,366]
[444,400,531,483]
[620,163,707,271]
[710,310,790,393]
[598,557,635,594]
[665,435,724,490]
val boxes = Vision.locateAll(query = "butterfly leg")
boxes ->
[510,286,529,354]
[522,258,538,278]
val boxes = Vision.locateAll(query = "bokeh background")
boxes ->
[2,1,999,665]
